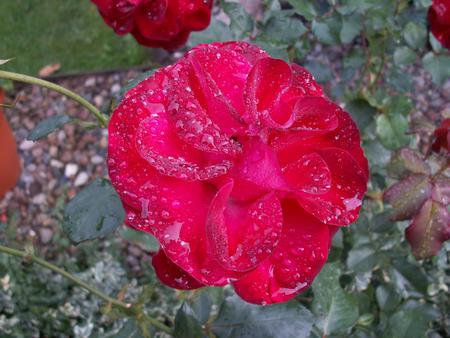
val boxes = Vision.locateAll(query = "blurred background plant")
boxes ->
[0,0,449,337]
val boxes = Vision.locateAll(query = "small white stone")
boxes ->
[20,140,34,151]
[65,163,78,178]
[111,83,121,94]
[50,159,64,168]
[91,155,103,165]
[32,193,46,204]
[74,172,89,187]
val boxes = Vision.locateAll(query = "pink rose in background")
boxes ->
[429,0,450,49]
[91,0,213,50]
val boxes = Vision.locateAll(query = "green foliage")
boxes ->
[27,114,72,141]
[62,179,125,244]
[0,1,150,75]
[211,295,314,338]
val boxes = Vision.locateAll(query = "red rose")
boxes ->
[429,0,450,50]
[431,118,450,153]
[108,41,369,304]
[91,0,213,50]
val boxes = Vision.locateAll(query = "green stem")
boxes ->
[0,70,108,127]
[0,244,173,335]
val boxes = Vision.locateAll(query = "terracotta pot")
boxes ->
[0,89,21,198]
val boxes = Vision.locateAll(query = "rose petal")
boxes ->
[233,201,330,305]
[273,104,369,180]
[166,59,243,157]
[228,139,288,201]
[136,109,232,181]
[282,152,332,194]
[152,249,204,290]
[188,41,260,120]
[295,148,367,225]
[206,181,283,271]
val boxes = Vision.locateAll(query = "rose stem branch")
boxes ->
[0,244,173,335]
[0,70,108,127]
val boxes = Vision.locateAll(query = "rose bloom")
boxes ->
[91,0,213,50]
[108,41,369,304]
[431,118,450,153]
[429,0,450,49]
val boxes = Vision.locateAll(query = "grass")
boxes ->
[0,0,151,75]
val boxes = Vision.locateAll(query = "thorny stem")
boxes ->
[0,244,173,335]
[0,70,108,127]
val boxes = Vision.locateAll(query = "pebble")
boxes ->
[32,193,46,205]
[39,228,53,244]
[74,172,89,187]
[50,159,64,169]
[91,155,104,165]
[19,140,35,151]
[64,163,78,178]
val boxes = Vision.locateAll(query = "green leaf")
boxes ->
[190,291,212,325]
[345,98,377,130]
[371,210,395,233]
[393,47,417,65]
[402,22,427,49]
[119,227,159,252]
[347,244,378,273]
[260,11,307,45]
[304,60,332,83]
[429,33,443,53]
[383,174,432,221]
[62,178,125,244]
[252,39,289,60]
[376,284,401,312]
[221,0,253,39]
[387,148,430,179]
[212,295,313,338]
[287,0,317,20]
[312,17,341,45]
[116,319,145,338]
[340,14,362,44]
[312,263,359,335]
[383,302,438,338]
[391,260,429,294]
[27,115,72,141]
[423,52,450,85]
[189,17,233,46]
[174,303,204,338]
[383,95,413,116]
[375,113,410,150]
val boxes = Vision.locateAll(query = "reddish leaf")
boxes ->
[406,199,450,259]
[384,174,433,221]
[387,148,430,179]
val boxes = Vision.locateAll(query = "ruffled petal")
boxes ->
[274,102,369,181]
[135,103,232,181]
[233,201,330,305]
[152,249,204,290]
[206,181,283,272]
[295,148,367,225]
[228,139,288,201]
[282,152,332,194]
[166,60,243,157]
[108,73,242,286]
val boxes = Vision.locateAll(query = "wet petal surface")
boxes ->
[233,201,330,305]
